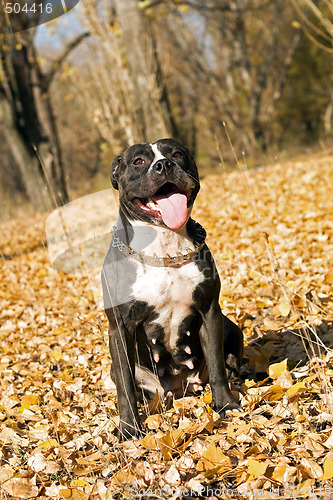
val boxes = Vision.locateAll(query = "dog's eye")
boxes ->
[133,157,145,165]
[172,151,183,159]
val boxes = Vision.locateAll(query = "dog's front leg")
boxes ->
[108,314,142,440]
[199,302,240,415]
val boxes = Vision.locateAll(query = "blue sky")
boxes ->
[34,1,84,58]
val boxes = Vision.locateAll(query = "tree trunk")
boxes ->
[113,0,177,142]
[1,15,68,210]
[0,93,52,211]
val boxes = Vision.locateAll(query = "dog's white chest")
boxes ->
[132,261,204,350]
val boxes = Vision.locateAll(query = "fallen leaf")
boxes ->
[321,458,333,480]
[197,441,231,473]
[38,438,59,448]
[21,394,41,407]
[299,457,322,479]
[51,348,62,361]
[157,432,174,461]
[135,461,154,485]
[262,384,284,401]
[110,469,136,487]
[268,359,288,379]
[2,476,39,499]
[269,464,297,483]
[0,466,15,483]
[141,433,158,451]
[70,479,89,487]
[201,391,212,404]
[247,458,268,479]
[148,390,163,414]
[164,464,181,485]
[123,440,146,459]
[286,381,308,397]
[145,413,163,430]
[28,452,61,473]
[273,302,291,318]
[59,489,72,499]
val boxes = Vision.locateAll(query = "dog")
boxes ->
[102,138,243,440]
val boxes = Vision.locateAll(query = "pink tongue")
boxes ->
[153,192,188,229]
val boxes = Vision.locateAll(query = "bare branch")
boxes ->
[146,0,275,13]
[289,0,333,52]
[43,32,89,89]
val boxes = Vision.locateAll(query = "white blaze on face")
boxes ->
[148,143,189,230]
[150,143,167,167]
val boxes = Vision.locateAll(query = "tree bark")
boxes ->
[0,93,52,211]
[0,8,69,209]
[113,0,177,142]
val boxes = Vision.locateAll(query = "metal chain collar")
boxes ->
[111,222,206,267]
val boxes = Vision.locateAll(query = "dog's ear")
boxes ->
[111,154,123,190]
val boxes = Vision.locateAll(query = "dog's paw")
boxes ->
[224,405,243,415]
[214,400,243,417]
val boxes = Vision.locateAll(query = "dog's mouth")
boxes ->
[133,183,194,229]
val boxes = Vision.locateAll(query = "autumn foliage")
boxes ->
[0,152,333,499]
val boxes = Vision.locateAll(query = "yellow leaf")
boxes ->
[157,433,173,461]
[262,384,284,401]
[303,374,317,385]
[141,433,158,450]
[245,444,260,456]
[286,381,308,397]
[51,348,62,361]
[321,458,333,480]
[38,438,59,448]
[273,302,291,318]
[268,359,288,379]
[244,379,256,388]
[201,391,212,404]
[70,479,89,487]
[297,479,315,494]
[60,490,72,499]
[148,390,163,414]
[204,406,221,433]
[271,465,287,482]
[170,428,187,448]
[268,464,297,483]
[247,458,268,478]
[197,441,231,472]
[69,490,87,500]
[22,394,40,407]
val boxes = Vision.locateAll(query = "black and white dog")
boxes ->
[102,138,243,439]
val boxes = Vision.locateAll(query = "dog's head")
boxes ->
[111,138,200,229]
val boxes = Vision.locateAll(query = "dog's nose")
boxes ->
[153,158,175,174]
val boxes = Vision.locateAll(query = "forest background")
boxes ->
[0,0,332,218]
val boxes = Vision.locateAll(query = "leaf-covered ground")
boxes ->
[1,153,333,499]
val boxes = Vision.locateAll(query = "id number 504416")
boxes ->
[5,3,53,14]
